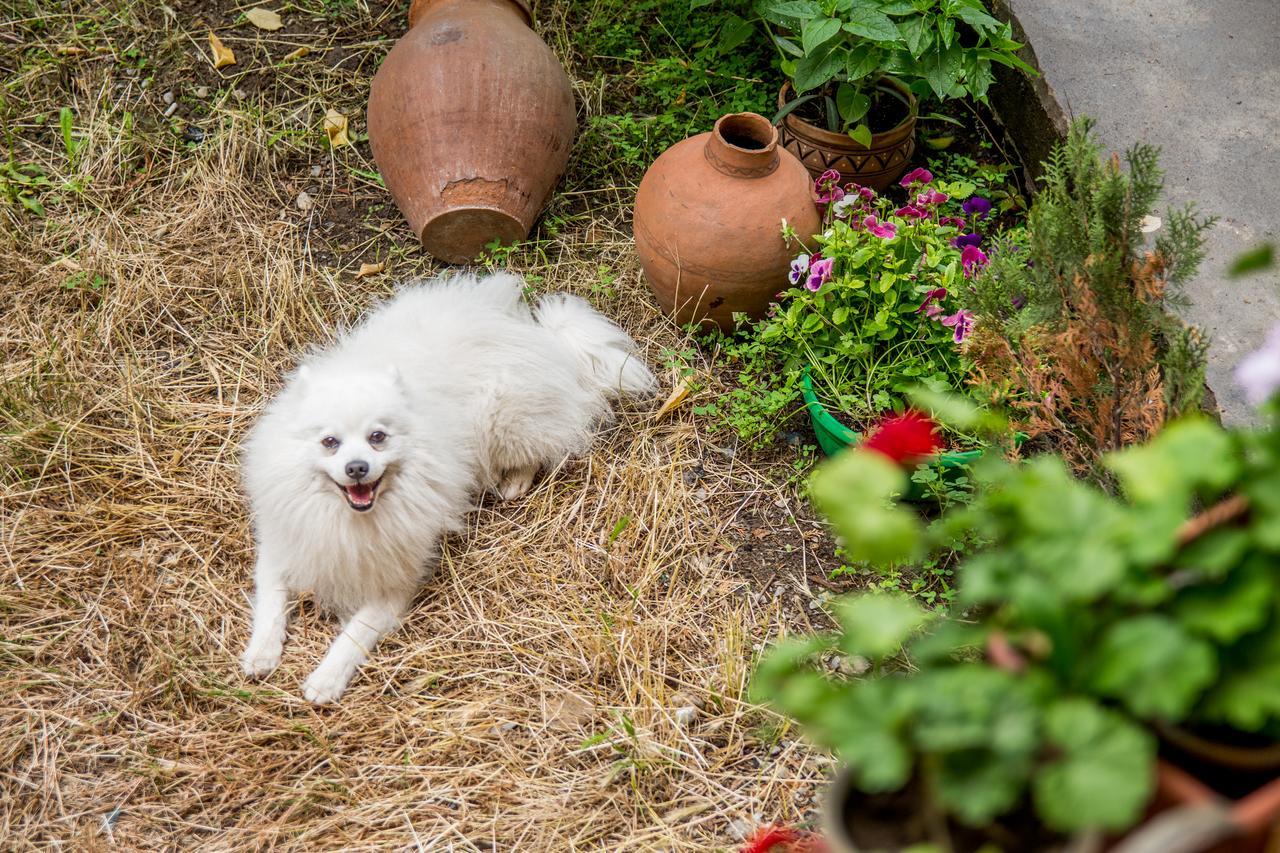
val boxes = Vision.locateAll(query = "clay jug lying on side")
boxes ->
[368,0,577,263]
[633,113,821,331]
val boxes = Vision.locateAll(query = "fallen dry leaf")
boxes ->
[356,262,385,278]
[208,32,236,69]
[323,108,350,148]
[283,46,310,62]
[653,374,695,421]
[245,7,283,30]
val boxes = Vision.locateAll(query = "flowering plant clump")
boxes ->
[706,165,1011,447]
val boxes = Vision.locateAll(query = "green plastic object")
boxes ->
[801,369,984,499]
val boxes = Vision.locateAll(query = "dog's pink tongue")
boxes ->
[346,483,374,505]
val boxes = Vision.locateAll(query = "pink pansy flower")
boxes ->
[862,215,897,240]
[961,244,989,277]
[940,216,966,228]
[916,188,949,206]
[900,167,933,187]
[941,309,975,343]
[858,186,876,200]
[806,257,834,291]
[814,170,844,203]
[788,253,811,285]
[1236,325,1280,406]
[895,204,927,219]
[915,287,948,316]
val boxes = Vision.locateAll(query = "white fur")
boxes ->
[240,272,655,703]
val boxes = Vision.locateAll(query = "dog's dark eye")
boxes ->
[321,436,340,450]
[368,430,387,445]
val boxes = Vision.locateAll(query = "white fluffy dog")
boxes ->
[239,272,655,704]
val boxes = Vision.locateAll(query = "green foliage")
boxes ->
[566,0,776,184]
[751,593,1155,833]
[968,119,1216,474]
[705,0,1034,139]
[707,175,1002,447]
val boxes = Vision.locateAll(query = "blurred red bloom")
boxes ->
[862,411,942,465]
[741,824,829,853]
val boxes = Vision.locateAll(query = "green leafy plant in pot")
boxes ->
[705,0,1036,189]
[786,378,1280,851]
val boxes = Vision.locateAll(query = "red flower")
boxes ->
[741,824,829,853]
[862,411,942,465]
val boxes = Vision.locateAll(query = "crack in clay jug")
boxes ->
[633,112,822,331]
[368,0,577,264]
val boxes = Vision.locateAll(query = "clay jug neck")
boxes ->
[408,0,533,30]
[704,113,780,179]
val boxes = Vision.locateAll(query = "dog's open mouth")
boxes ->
[337,478,381,512]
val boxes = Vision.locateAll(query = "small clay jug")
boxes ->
[368,0,577,263]
[633,113,820,331]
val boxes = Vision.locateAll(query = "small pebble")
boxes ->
[310,164,322,177]
[194,86,210,98]
[162,101,178,118]
[183,125,205,143]
[295,191,314,211]
[233,88,248,100]
[162,90,175,105]
[674,705,698,727]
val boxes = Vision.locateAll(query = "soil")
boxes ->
[792,84,911,134]
[839,778,1068,852]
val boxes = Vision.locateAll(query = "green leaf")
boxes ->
[810,449,923,565]
[1229,243,1275,277]
[848,123,872,147]
[771,93,822,124]
[1034,699,1155,832]
[793,44,845,93]
[954,3,1000,33]
[18,194,46,217]
[836,83,871,123]
[906,386,1007,434]
[828,679,917,792]
[896,16,931,56]
[1088,616,1217,720]
[842,7,899,41]
[718,15,756,53]
[802,16,843,54]
[1201,660,1280,732]
[758,0,822,24]
[1105,418,1239,506]
[1174,555,1275,643]
[921,44,963,99]
[690,0,715,8]
[833,592,929,661]
[845,43,882,80]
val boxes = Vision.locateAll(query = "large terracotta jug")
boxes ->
[633,113,821,331]
[368,0,577,263]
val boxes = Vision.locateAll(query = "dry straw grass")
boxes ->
[1,1,837,848]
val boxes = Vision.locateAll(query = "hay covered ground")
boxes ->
[1,1,857,848]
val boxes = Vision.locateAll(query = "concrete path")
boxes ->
[1009,0,1280,422]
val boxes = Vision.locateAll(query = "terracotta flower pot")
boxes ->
[368,0,576,263]
[633,112,820,332]
[777,78,918,192]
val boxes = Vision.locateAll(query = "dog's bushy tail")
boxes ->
[536,294,657,399]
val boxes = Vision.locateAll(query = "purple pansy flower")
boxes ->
[941,309,975,343]
[951,233,983,249]
[806,257,835,291]
[788,253,811,285]
[862,215,897,240]
[915,287,948,318]
[962,196,992,219]
[1236,325,1280,406]
[961,244,989,277]
[895,204,927,220]
[1011,293,1027,310]
[857,186,876,200]
[900,167,933,187]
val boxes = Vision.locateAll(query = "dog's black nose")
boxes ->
[345,460,369,481]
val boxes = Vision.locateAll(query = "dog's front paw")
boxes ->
[497,465,537,500]
[241,643,282,679]
[302,664,352,705]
